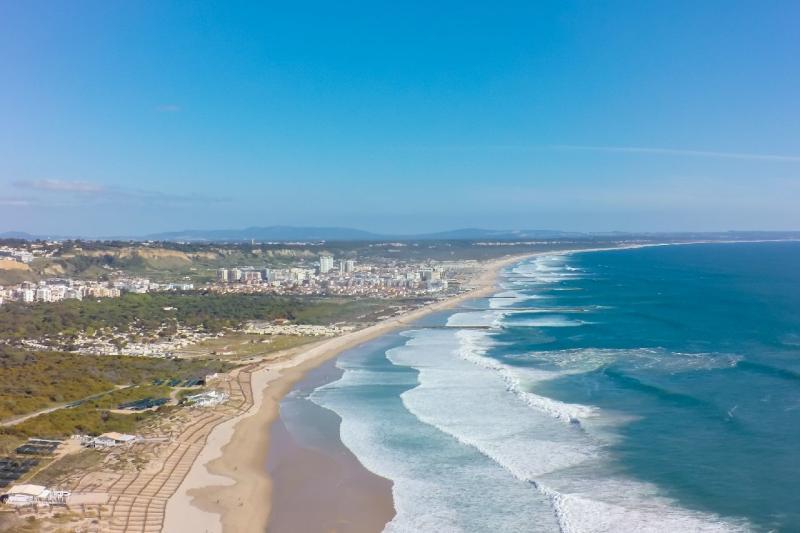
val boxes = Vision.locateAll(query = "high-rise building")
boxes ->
[344,259,356,273]
[242,271,262,283]
[65,288,83,300]
[35,287,52,302]
[319,255,334,274]
[290,268,309,282]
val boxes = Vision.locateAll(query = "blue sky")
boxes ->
[1,1,798,235]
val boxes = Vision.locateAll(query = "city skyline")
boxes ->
[1,1,799,235]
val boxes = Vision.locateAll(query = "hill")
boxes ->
[144,226,587,242]
[146,226,384,242]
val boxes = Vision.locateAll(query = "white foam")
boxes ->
[506,347,743,374]
[381,328,750,533]
[489,289,546,309]
[324,366,419,387]
[446,310,506,328]
[311,333,560,532]
[510,254,584,284]
[504,315,588,328]
[447,309,588,330]
[539,480,747,533]
[455,329,596,425]
[388,329,597,479]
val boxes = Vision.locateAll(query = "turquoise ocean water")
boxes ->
[308,242,800,532]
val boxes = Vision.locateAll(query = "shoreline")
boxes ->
[266,357,397,532]
[163,252,532,533]
[162,241,732,533]
[162,240,740,532]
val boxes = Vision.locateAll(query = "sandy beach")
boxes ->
[162,252,531,533]
[266,358,397,532]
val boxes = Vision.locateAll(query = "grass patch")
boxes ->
[4,404,157,439]
[30,449,103,486]
[83,385,173,410]
[0,434,24,456]
[175,333,317,360]
[0,346,231,421]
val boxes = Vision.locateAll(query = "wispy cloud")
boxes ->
[550,145,800,162]
[14,179,106,193]
[0,196,34,207]
[156,104,181,113]
[10,179,227,207]
[393,144,800,162]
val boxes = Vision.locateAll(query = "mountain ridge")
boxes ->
[3,227,800,243]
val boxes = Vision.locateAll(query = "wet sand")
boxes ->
[266,360,395,532]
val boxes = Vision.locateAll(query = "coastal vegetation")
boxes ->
[6,402,154,439]
[0,346,230,421]
[0,289,395,441]
[174,333,319,360]
[0,293,392,344]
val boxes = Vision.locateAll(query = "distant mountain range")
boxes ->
[143,226,586,242]
[0,231,40,240]
[2,226,799,243]
[145,226,384,242]
[0,226,585,242]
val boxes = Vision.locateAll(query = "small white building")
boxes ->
[1,484,70,507]
[89,432,138,448]
[186,390,228,407]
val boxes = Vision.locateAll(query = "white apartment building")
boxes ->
[319,255,334,274]
[35,287,52,302]
[242,270,262,283]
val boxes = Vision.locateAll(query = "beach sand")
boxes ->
[163,253,530,533]
[266,359,396,532]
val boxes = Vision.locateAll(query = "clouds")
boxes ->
[549,145,800,163]
[389,144,800,163]
[14,179,106,193]
[6,179,226,207]
[0,196,33,207]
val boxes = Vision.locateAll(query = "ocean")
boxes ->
[306,241,800,532]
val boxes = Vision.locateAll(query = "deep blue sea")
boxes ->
[309,242,800,532]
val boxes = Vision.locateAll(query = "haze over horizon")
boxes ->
[2,1,799,235]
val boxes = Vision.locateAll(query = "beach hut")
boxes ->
[0,484,69,506]
[90,432,138,448]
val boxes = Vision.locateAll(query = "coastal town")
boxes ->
[0,242,477,306]
[0,243,193,305]
[211,254,465,297]
[0,240,486,362]
[0,278,195,306]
